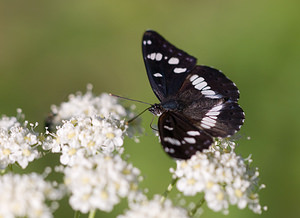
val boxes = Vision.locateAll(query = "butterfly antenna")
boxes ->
[126,107,151,124]
[109,93,152,106]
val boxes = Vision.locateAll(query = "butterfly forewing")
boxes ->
[158,111,213,159]
[142,30,197,101]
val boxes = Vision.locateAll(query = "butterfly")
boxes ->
[142,30,245,159]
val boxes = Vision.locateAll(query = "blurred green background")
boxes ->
[1,0,299,217]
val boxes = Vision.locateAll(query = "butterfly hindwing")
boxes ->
[190,101,245,137]
[158,111,213,159]
[179,65,240,101]
[173,65,245,138]
[142,30,197,101]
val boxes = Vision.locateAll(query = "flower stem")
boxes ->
[88,209,96,218]
[161,177,178,203]
[74,211,80,218]
[189,196,205,217]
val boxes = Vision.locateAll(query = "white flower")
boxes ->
[171,139,265,214]
[0,113,41,169]
[0,116,19,129]
[64,154,141,213]
[43,116,127,165]
[117,195,189,218]
[0,173,63,218]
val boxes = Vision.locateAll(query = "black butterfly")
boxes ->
[142,30,245,159]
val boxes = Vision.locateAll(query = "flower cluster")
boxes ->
[43,116,126,166]
[47,84,127,128]
[0,84,266,218]
[171,139,265,214]
[0,173,64,218]
[0,112,41,169]
[41,87,146,214]
[45,84,141,143]
[117,195,189,218]
[63,154,142,213]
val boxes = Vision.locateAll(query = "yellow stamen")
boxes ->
[68,148,77,155]
[3,148,11,155]
[67,132,76,139]
[217,192,224,200]
[206,181,214,189]
[101,191,108,199]
[235,189,243,198]
[187,178,196,185]
[87,141,95,147]
[106,132,115,139]
[22,149,31,157]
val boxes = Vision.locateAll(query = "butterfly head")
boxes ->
[148,104,164,116]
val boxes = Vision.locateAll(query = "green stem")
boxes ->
[161,177,179,203]
[88,209,96,218]
[189,196,205,217]
[74,211,80,218]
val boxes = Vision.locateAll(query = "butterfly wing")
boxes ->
[177,65,245,137]
[158,111,213,159]
[142,30,197,101]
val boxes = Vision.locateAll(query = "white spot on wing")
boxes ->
[201,90,216,95]
[195,82,207,90]
[201,123,211,129]
[153,73,163,77]
[187,131,200,136]
[189,76,221,99]
[189,74,198,82]
[201,116,217,128]
[164,137,181,146]
[192,77,205,85]
[184,137,196,144]
[202,117,217,124]
[163,125,173,130]
[210,105,223,112]
[202,86,211,90]
[201,121,215,127]
[156,53,163,61]
[206,111,220,116]
[168,57,179,65]
[174,68,187,73]
[147,40,152,45]
[206,95,222,99]
[150,53,156,60]
[143,40,146,45]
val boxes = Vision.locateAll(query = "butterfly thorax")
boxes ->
[149,99,184,117]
